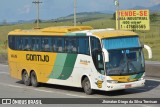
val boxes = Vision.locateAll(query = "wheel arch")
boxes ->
[21,69,27,79]
[81,75,93,88]
[29,70,40,82]
[29,70,35,76]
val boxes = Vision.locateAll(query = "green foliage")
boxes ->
[150,13,158,22]
[34,19,42,23]
[112,12,116,20]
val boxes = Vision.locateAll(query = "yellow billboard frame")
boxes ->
[116,10,150,30]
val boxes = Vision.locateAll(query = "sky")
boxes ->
[0,0,160,22]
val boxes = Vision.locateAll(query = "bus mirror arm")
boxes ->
[144,44,152,59]
[102,48,109,62]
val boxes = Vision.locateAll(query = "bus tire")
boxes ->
[82,77,94,95]
[22,70,31,86]
[30,71,39,87]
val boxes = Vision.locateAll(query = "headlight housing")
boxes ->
[107,80,118,83]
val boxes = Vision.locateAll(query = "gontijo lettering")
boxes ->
[26,54,49,62]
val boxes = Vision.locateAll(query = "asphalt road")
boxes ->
[0,64,160,107]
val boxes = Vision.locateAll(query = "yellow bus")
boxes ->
[8,26,152,95]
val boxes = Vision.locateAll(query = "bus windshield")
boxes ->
[106,48,145,76]
[102,36,145,76]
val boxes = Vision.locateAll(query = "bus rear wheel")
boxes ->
[22,70,31,86]
[82,77,94,95]
[31,71,39,87]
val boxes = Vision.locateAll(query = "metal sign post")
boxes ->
[33,0,42,28]
[115,0,120,30]
[74,0,77,26]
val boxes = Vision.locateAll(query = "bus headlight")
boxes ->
[138,78,144,81]
[107,80,118,83]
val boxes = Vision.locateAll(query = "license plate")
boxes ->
[125,84,132,88]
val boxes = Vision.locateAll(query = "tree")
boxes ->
[150,13,158,22]
[112,12,116,20]
[34,19,42,23]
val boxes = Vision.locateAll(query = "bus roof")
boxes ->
[73,29,138,39]
[91,29,138,39]
[8,26,138,39]
[8,26,93,36]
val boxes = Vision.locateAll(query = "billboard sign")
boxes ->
[116,10,150,30]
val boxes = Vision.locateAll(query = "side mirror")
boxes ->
[143,44,152,59]
[102,48,109,62]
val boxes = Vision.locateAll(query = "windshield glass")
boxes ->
[106,48,145,76]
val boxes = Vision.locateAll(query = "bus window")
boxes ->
[23,37,30,51]
[96,52,105,74]
[91,37,101,52]
[91,37,101,58]
[16,37,23,50]
[78,37,89,55]
[36,38,41,51]
[52,37,57,52]
[57,38,64,53]
[91,37,104,73]
[31,37,41,51]
[41,37,51,52]
[65,37,77,53]
[8,36,16,50]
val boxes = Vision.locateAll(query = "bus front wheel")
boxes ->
[31,71,39,87]
[22,70,31,86]
[82,77,94,95]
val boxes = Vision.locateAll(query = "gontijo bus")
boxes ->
[8,26,152,94]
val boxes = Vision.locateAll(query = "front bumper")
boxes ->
[106,79,145,91]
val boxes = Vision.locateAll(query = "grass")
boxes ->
[0,42,7,54]
[0,13,160,61]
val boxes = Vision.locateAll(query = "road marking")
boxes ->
[0,72,9,75]
[0,83,23,88]
[33,88,54,93]
[0,64,8,67]
[34,88,88,98]
[146,79,160,82]
[0,82,87,98]
[65,93,86,98]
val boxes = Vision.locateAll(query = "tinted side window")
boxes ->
[16,36,23,50]
[31,37,41,51]
[51,37,57,52]
[41,37,51,52]
[23,37,31,51]
[8,36,16,50]
[91,37,102,71]
[91,37,101,52]
[57,38,64,53]
[65,37,77,53]
[78,37,89,55]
